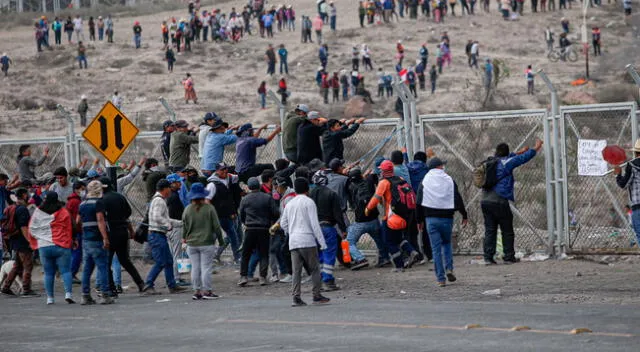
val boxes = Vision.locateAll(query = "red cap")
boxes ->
[380,160,394,173]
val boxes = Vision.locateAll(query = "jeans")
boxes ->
[98,28,104,41]
[134,34,141,48]
[630,209,640,246]
[267,61,275,75]
[78,55,87,69]
[109,238,144,291]
[240,229,270,278]
[94,253,120,287]
[145,232,176,289]
[330,15,336,30]
[426,217,454,283]
[40,245,73,298]
[216,217,241,261]
[259,93,266,108]
[270,233,287,275]
[319,225,338,282]
[280,59,289,74]
[203,26,209,41]
[482,200,516,261]
[72,236,82,276]
[187,245,216,291]
[82,240,110,295]
[382,221,416,268]
[347,219,382,262]
[248,251,259,277]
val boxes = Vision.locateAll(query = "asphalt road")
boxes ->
[1,293,639,352]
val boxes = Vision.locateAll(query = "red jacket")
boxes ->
[66,192,82,235]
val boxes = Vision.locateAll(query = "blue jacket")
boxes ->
[492,149,537,201]
[202,130,237,171]
[407,160,429,191]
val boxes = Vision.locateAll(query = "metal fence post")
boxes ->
[625,65,640,143]
[267,90,285,158]
[159,97,177,122]
[537,70,564,256]
[57,104,77,169]
[395,82,413,157]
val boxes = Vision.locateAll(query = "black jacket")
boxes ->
[297,120,326,165]
[167,190,184,220]
[211,178,242,218]
[102,189,132,243]
[274,164,298,189]
[310,185,347,232]
[239,191,279,229]
[322,123,360,164]
[416,182,468,220]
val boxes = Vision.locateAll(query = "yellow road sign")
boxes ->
[82,101,139,165]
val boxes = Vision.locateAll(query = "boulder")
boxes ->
[343,96,372,119]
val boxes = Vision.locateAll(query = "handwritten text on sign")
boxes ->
[577,139,607,176]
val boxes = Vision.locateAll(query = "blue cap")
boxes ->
[237,123,253,137]
[87,169,100,179]
[187,182,209,200]
[204,112,218,122]
[166,173,182,183]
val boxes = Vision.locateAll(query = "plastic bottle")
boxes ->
[341,240,351,264]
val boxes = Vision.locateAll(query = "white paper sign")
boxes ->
[578,139,607,176]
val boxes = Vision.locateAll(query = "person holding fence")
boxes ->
[614,140,640,247]
[235,123,281,183]
[481,139,543,265]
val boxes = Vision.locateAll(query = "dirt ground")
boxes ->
[14,254,640,305]
[0,1,637,137]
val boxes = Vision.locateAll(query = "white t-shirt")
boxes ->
[73,18,83,30]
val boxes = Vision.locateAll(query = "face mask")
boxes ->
[80,191,87,199]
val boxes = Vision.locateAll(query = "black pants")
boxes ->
[352,58,359,71]
[418,74,425,90]
[409,84,417,98]
[332,88,339,102]
[481,200,516,261]
[241,229,270,278]
[108,237,144,292]
[239,163,274,183]
[409,212,432,261]
[359,14,365,27]
[363,57,373,71]
[593,41,601,56]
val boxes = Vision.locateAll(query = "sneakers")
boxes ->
[437,281,446,287]
[259,277,268,286]
[322,280,340,292]
[115,285,124,294]
[192,293,203,300]
[375,259,392,268]
[292,296,307,307]
[1,288,16,296]
[248,277,260,282]
[80,295,96,305]
[270,273,280,283]
[404,251,420,269]
[202,291,220,300]
[98,295,114,305]
[312,294,331,305]
[140,285,159,296]
[350,259,369,271]
[65,293,75,304]
[169,286,187,294]
[483,259,498,265]
[301,275,312,284]
[503,258,521,265]
[446,270,457,283]
[237,276,248,287]
[279,274,293,283]
[20,290,40,298]
[47,297,55,305]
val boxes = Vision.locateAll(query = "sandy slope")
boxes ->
[0,0,636,138]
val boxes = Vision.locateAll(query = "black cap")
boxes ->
[0,173,8,181]
[427,157,447,169]
[328,158,344,172]
[99,176,112,189]
[156,179,171,191]
[273,176,289,188]
[145,158,159,169]
[72,180,86,190]
[163,120,175,128]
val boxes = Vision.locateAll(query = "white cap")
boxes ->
[307,111,321,120]
[81,95,87,100]
[295,104,309,113]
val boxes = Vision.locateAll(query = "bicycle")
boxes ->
[548,45,578,62]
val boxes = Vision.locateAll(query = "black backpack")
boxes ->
[352,180,378,221]
[473,157,501,190]
[389,176,417,221]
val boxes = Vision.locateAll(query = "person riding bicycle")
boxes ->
[559,33,571,60]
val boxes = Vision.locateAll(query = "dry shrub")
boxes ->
[596,83,638,104]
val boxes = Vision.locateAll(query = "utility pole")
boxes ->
[582,0,589,79]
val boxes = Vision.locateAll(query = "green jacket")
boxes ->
[181,203,223,247]
[169,131,198,168]
[282,111,306,157]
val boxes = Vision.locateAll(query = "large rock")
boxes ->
[343,96,372,119]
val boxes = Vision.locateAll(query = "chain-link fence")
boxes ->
[418,110,549,255]
[560,103,638,253]
[0,137,68,178]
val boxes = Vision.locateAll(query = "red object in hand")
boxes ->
[341,240,351,264]
[602,145,627,165]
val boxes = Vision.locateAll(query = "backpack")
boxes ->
[388,176,416,221]
[473,157,501,189]
[352,181,378,221]
[0,205,19,239]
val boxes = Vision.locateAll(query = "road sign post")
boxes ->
[83,101,139,187]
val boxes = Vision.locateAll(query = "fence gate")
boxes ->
[418,110,549,254]
[560,102,638,254]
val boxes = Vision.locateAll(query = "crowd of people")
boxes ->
[0,103,544,306]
